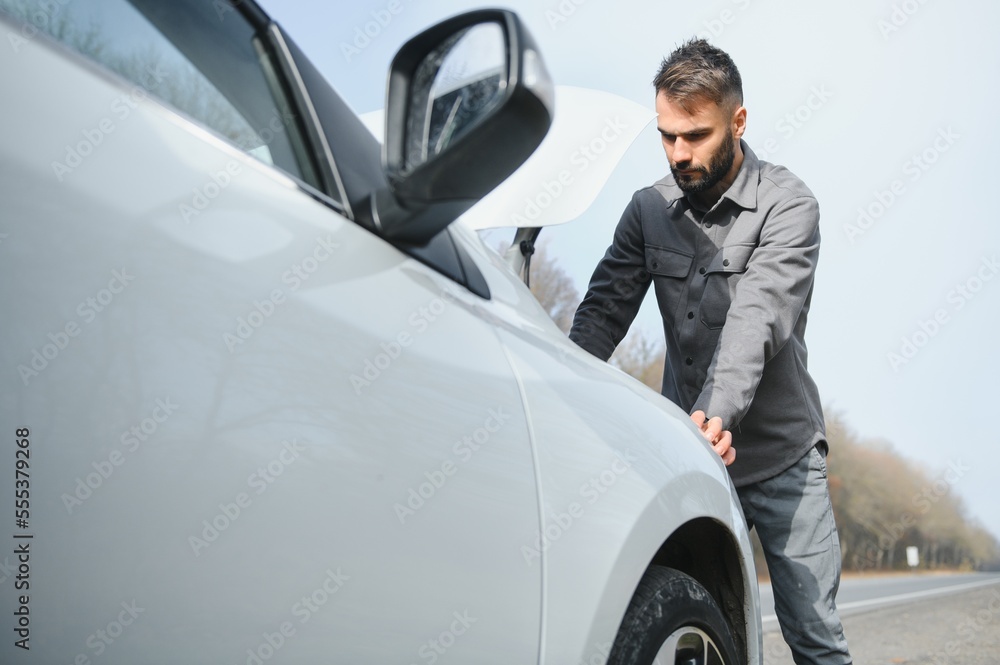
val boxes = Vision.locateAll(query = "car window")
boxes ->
[0,0,323,192]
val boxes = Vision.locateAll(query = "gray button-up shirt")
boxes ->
[569,141,826,487]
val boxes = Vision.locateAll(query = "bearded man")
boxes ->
[569,39,853,664]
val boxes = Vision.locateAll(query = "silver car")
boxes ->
[0,0,760,663]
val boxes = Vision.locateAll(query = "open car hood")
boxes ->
[360,86,655,230]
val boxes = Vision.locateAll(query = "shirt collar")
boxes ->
[653,138,760,210]
[722,139,760,210]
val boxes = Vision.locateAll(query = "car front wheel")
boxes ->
[608,565,741,665]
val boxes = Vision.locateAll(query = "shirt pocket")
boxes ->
[644,245,692,278]
[700,244,754,329]
[645,245,693,329]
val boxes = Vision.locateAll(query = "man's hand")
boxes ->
[690,410,736,466]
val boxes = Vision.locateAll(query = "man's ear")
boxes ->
[732,106,747,139]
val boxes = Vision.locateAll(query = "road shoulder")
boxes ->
[762,584,1000,664]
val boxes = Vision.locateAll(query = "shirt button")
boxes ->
[685,357,694,366]
[687,311,694,319]
[699,267,707,275]
[723,259,730,267]
[651,261,659,269]
[705,223,713,229]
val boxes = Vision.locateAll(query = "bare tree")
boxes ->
[525,241,581,334]
[523,241,666,390]
[609,329,665,391]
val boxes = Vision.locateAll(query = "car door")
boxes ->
[0,1,540,662]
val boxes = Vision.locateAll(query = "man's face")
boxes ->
[655,92,743,194]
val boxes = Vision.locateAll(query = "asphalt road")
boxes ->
[758,572,1000,664]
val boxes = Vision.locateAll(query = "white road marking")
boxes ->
[762,576,1000,624]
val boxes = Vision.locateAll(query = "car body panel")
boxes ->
[0,3,760,664]
[1,31,541,663]
[496,326,752,663]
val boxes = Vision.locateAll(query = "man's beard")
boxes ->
[671,129,736,194]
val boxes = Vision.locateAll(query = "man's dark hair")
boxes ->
[652,39,743,113]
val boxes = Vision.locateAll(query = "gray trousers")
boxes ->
[738,443,853,665]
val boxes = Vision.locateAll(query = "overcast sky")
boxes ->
[260,0,1000,542]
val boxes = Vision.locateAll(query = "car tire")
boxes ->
[608,565,741,665]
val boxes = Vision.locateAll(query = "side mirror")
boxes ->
[367,10,553,246]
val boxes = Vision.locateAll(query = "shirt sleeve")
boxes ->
[692,194,820,429]
[568,192,652,361]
